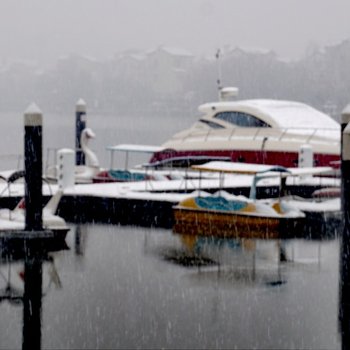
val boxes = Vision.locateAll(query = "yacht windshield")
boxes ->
[200,119,225,129]
[214,111,271,128]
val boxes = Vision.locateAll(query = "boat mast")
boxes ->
[216,49,222,100]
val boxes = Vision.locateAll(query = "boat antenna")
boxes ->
[216,49,222,99]
[216,49,239,101]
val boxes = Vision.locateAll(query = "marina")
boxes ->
[0,99,347,349]
[1,1,350,349]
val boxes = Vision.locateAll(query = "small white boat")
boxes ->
[0,190,69,239]
[279,195,341,231]
[93,144,168,183]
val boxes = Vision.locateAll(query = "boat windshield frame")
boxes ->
[214,111,272,128]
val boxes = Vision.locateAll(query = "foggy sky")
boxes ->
[0,0,349,64]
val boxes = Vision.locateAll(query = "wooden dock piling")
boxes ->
[24,103,43,231]
[0,104,67,350]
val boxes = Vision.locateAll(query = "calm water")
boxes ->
[0,110,345,349]
[0,225,343,349]
[0,110,192,171]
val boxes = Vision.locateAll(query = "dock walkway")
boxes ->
[0,173,340,228]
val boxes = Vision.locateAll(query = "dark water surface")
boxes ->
[0,224,342,349]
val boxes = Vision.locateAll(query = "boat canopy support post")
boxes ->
[75,98,87,166]
[339,103,350,348]
[249,166,290,200]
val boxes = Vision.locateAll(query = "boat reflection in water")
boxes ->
[74,224,88,256]
[169,213,347,348]
[0,223,341,349]
[169,233,292,287]
[0,235,67,350]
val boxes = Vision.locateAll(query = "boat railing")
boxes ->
[306,129,318,143]
[275,127,338,143]
[180,126,339,145]
[44,146,84,179]
[44,147,61,180]
[44,146,99,179]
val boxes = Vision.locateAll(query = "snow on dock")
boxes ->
[0,170,340,229]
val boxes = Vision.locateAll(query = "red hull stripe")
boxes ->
[150,149,340,168]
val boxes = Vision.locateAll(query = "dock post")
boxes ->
[22,103,44,350]
[24,103,43,231]
[339,104,350,348]
[75,98,87,165]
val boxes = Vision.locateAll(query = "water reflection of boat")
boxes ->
[150,97,340,168]
[0,235,66,349]
[0,257,62,305]
[183,267,287,288]
[168,234,288,287]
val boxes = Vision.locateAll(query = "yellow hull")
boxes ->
[173,207,302,239]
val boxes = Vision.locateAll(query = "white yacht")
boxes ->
[149,96,340,168]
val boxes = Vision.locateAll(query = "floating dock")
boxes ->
[0,173,341,236]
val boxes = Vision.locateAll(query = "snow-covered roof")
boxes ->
[57,53,98,63]
[192,161,333,177]
[115,50,147,61]
[229,46,274,56]
[147,46,193,57]
[199,99,340,130]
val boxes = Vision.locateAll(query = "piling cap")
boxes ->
[341,103,350,125]
[24,102,42,126]
[76,98,86,113]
